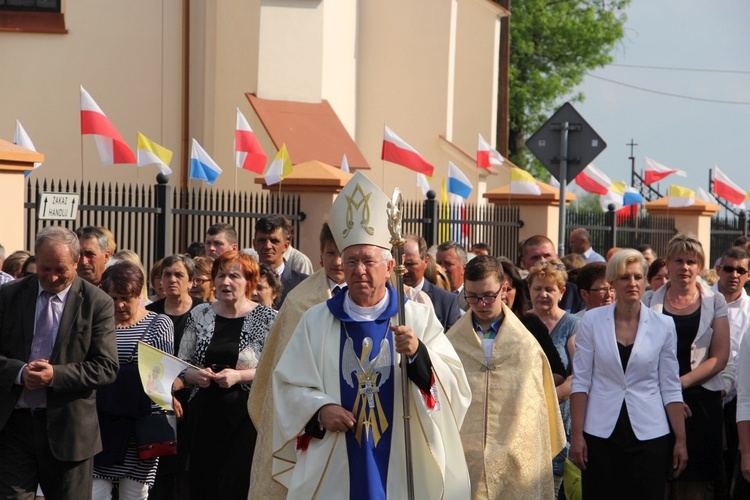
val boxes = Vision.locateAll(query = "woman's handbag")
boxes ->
[135,412,178,460]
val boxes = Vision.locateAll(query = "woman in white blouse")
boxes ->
[570,249,687,499]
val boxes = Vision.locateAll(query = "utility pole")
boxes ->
[497,0,510,157]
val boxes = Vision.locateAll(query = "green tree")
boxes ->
[508,0,629,178]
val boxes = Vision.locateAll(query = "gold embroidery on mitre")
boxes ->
[343,183,375,238]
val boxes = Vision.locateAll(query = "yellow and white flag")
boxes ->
[509,167,542,195]
[668,185,696,208]
[137,132,173,176]
[265,143,293,185]
[138,342,194,411]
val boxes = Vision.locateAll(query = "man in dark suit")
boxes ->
[253,215,307,307]
[404,236,460,331]
[0,226,119,499]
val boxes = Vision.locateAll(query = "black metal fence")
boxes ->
[401,191,522,260]
[565,208,676,259]
[711,213,749,265]
[25,179,303,272]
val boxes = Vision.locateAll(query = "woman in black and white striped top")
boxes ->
[93,261,174,500]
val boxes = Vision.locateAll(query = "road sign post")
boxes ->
[526,102,606,254]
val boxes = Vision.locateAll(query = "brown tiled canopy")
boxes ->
[246,94,369,170]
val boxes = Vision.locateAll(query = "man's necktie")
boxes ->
[332,285,342,296]
[25,291,56,409]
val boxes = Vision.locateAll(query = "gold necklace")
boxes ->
[667,287,699,311]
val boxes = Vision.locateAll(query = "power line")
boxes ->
[585,73,750,105]
[610,63,750,75]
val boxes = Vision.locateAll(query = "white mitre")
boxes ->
[329,171,393,252]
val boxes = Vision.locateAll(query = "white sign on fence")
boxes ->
[38,192,79,221]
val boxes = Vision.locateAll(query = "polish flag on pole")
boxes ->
[643,157,686,185]
[476,133,504,169]
[80,86,136,165]
[575,164,612,195]
[381,125,434,176]
[713,165,746,205]
[235,108,267,174]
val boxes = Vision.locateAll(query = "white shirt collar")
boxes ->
[413,278,425,293]
[712,282,749,306]
[328,278,346,291]
[274,261,285,277]
[344,288,390,322]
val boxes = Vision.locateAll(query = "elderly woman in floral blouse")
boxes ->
[175,251,276,499]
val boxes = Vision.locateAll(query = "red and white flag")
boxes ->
[575,164,611,195]
[235,108,267,174]
[381,125,434,176]
[644,157,686,185]
[713,165,746,205]
[80,86,136,165]
[476,133,504,169]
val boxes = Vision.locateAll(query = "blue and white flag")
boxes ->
[447,162,472,199]
[190,138,222,185]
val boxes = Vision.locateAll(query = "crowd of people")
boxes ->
[2,175,750,499]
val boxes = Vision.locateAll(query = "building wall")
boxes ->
[0,0,183,187]
[1,0,507,203]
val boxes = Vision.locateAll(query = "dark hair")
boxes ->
[150,259,165,285]
[100,261,144,298]
[162,254,196,281]
[647,258,668,282]
[637,243,653,254]
[436,241,467,265]
[464,255,502,282]
[721,246,750,263]
[255,215,290,239]
[320,222,336,252]
[75,226,109,254]
[733,236,750,248]
[498,257,527,316]
[212,251,260,298]
[577,262,607,292]
[471,242,491,254]
[20,255,36,276]
[206,223,238,245]
[186,241,206,258]
[258,263,283,307]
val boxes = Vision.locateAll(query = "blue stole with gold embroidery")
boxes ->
[328,284,399,500]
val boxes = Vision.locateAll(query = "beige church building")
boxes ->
[1,0,510,200]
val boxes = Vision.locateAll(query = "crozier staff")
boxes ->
[272,172,471,499]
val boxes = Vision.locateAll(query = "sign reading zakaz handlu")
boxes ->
[526,102,607,183]
[38,192,79,221]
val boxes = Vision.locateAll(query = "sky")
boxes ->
[569,0,750,197]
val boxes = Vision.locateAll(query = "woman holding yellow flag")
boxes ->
[93,261,175,499]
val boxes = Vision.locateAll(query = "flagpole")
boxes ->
[386,188,415,500]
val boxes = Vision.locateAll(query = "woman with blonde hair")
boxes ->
[527,260,581,493]
[570,249,687,498]
[643,233,730,499]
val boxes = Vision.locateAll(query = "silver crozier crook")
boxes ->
[386,187,415,500]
